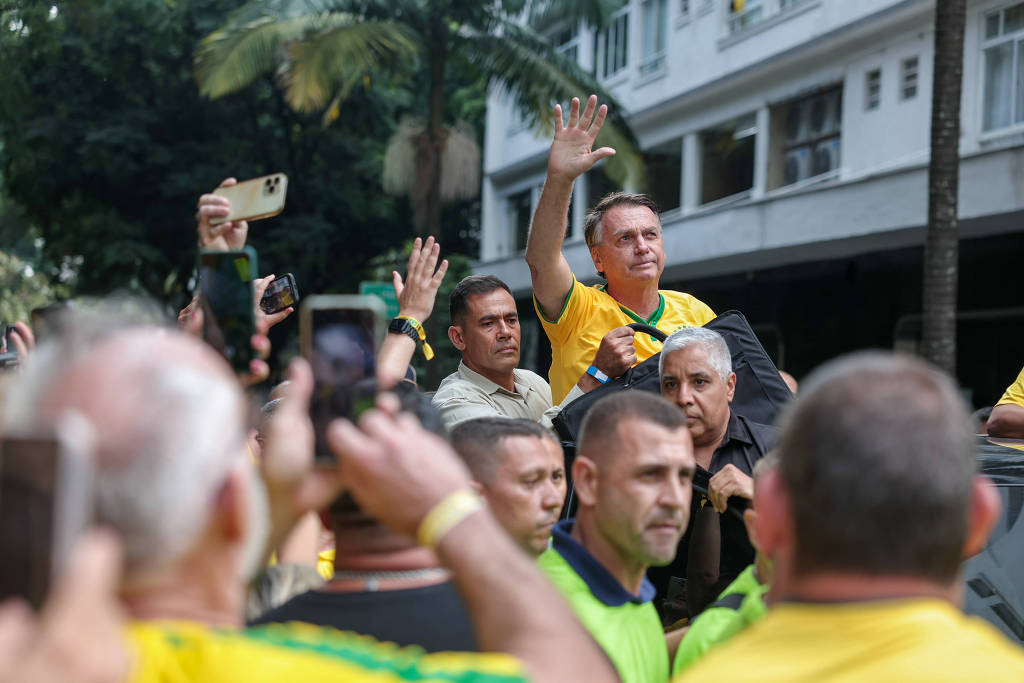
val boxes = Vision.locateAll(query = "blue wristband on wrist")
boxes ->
[587,365,610,384]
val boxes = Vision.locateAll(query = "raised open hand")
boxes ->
[547,95,616,183]
[393,236,448,323]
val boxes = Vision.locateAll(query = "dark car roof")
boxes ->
[976,436,1024,486]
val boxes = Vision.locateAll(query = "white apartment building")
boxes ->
[477,0,1024,404]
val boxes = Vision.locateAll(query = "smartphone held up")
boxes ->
[300,296,385,462]
[210,173,288,227]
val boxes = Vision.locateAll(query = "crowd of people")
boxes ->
[1,94,1023,682]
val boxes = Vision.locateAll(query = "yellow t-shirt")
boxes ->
[997,366,1024,408]
[128,620,526,683]
[535,276,716,403]
[675,598,1024,682]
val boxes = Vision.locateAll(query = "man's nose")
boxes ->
[659,476,687,510]
[676,383,694,407]
[541,480,564,509]
[635,233,651,253]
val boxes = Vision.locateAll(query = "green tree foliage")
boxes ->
[0,0,464,311]
[194,0,642,238]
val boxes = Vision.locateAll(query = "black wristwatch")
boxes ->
[389,317,419,343]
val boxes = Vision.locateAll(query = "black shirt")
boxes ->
[649,410,779,618]
[249,581,478,653]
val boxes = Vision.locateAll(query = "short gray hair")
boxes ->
[776,351,976,584]
[3,302,250,579]
[659,327,732,383]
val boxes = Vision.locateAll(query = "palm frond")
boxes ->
[195,13,319,98]
[465,19,644,188]
[284,19,418,112]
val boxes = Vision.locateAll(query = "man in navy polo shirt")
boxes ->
[538,391,695,683]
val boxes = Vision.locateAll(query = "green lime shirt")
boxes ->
[673,563,768,674]
[538,520,669,683]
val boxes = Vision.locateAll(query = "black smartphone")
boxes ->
[300,295,384,462]
[0,418,94,609]
[198,247,258,373]
[260,273,300,315]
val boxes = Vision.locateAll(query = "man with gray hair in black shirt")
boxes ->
[657,327,779,616]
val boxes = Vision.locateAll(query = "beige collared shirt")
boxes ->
[432,362,583,430]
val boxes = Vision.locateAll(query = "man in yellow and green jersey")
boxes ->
[526,95,714,402]
[988,365,1024,438]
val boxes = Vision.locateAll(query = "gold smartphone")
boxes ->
[209,173,288,226]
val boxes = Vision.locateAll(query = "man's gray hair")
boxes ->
[659,327,732,383]
[3,301,253,580]
[776,351,976,584]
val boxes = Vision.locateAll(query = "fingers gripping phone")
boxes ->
[209,173,288,226]
[300,296,385,462]
[199,247,258,373]
[260,273,300,315]
[0,415,94,609]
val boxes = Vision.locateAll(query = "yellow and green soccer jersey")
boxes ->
[675,598,1024,682]
[997,366,1024,408]
[129,620,526,683]
[535,276,715,403]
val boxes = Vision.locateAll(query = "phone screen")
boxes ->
[199,250,256,373]
[260,274,299,315]
[0,438,63,609]
[308,307,378,462]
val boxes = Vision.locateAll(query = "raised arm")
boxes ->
[376,236,448,388]
[526,95,615,320]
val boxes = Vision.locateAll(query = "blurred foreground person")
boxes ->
[540,391,695,683]
[451,418,567,557]
[5,311,621,683]
[679,352,1024,681]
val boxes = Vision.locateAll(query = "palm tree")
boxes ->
[194,0,641,238]
[922,0,965,376]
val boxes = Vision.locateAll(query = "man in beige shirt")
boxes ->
[432,274,635,429]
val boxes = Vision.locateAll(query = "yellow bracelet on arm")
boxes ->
[396,314,435,361]
[417,489,485,548]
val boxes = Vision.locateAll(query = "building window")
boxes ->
[982,2,1024,131]
[769,86,842,189]
[865,69,881,110]
[508,190,533,252]
[553,25,579,63]
[596,6,629,79]
[644,138,683,212]
[728,0,763,34]
[640,0,669,77]
[901,56,919,100]
[700,113,756,204]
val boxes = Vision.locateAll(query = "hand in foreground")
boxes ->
[0,530,130,683]
[5,321,35,369]
[592,326,638,379]
[707,464,754,514]
[196,177,249,251]
[393,236,448,323]
[259,358,341,534]
[328,394,474,538]
[547,95,616,183]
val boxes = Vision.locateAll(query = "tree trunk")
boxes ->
[922,0,965,376]
[412,21,446,239]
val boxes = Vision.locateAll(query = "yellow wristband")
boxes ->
[397,315,434,361]
[417,489,485,548]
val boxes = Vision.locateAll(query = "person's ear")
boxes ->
[590,246,604,276]
[744,507,761,552]
[725,372,737,403]
[448,325,466,351]
[572,455,599,507]
[214,467,248,544]
[963,475,1002,559]
[750,470,790,557]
